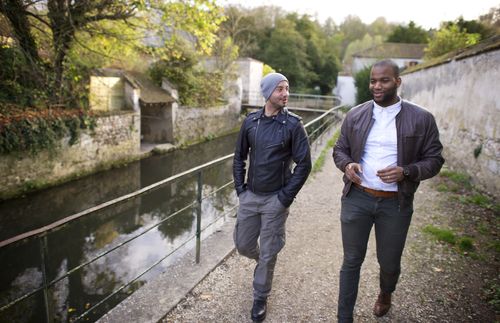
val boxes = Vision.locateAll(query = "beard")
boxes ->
[370,87,398,106]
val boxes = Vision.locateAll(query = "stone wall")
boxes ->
[0,112,141,199]
[400,49,500,194]
[174,101,241,146]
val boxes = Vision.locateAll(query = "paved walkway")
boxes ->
[100,128,497,323]
[162,154,497,322]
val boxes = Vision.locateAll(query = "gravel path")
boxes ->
[163,153,498,322]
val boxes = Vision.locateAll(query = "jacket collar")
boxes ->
[254,107,288,123]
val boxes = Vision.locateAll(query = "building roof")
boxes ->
[353,43,426,59]
[125,71,175,104]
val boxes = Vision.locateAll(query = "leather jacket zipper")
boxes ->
[252,118,260,189]
[281,161,285,187]
[265,141,284,149]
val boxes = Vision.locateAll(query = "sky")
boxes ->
[218,0,499,29]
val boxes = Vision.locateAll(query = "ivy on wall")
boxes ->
[0,104,96,155]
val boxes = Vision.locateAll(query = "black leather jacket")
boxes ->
[233,107,312,207]
[333,99,444,208]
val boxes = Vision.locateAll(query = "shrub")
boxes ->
[354,65,372,105]
[149,60,225,108]
[0,104,95,154]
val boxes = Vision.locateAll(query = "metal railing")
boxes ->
[0,105,343,322]
[243,91,341,110]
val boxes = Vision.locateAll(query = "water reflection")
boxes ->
[0,133,238,322]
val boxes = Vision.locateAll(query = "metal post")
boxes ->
[195,172,202,264]
[40,235,53,323]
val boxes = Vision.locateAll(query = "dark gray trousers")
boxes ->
[337,186,413,323]
[233,190,289,301]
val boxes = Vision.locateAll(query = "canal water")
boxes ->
[0,132,239,322]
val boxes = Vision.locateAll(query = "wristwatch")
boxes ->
[403,166,410,178]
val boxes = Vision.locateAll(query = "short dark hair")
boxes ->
[372,59,400,77]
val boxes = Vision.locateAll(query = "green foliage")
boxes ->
[0,104,96,154]
[368,17,395,38]
[387,21,429,43]
[149,60,224,107]
[354,65,372,104]
[479,6,500,35]
[262,64,275,76]
[224,8,341,94]
[147,0,225,62]
[425,24,481,58]
[211,36,239,73]
[445,17,495,39]
[0,45,48,106]
[262,18,311,90]
[1,0,225,107]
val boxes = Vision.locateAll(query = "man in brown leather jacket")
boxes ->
[333,59,444,323]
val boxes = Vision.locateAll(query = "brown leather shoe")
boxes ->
[373,292,391,317]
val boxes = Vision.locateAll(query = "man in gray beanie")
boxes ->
[233,72,312,322]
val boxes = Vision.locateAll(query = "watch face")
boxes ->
[403,167,410,177]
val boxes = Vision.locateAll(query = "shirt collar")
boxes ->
[373,97,402,114]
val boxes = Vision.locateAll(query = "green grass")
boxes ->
[484,280,500,312]
[311,129,340,174]
[439,169,472,189]
[422,225,456,244]
[487,241,500,254]
[460,193,499,211]
[457,237,474,252]
[422,224,477,254]
[477,222,489,235]
[436,183,449,192]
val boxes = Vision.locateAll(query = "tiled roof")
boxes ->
[353,43,426,59]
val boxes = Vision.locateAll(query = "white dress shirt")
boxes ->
[359,99,401,191]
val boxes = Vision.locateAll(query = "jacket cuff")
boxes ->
[408,164,419,181]
[278,191,293,208]
[236,184,247,196]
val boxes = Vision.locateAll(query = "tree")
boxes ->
[354,64,372,105]
[425,23,481,58]
[368,17,395,38]
[342,34,384,71]
[444,17,495,39]
[0,0,138,104]
[479,5,500,34]
[0,0,226,106]
[339,15,368,56]
[262,18,311,90]
[387,21,429,43]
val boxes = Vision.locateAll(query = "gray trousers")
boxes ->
[337,186,413,323]
[234,190,289,301]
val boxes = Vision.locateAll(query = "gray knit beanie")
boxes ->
[260,73,288,101]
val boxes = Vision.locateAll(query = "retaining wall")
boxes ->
[0,112,141,199]
[400,47,500,194]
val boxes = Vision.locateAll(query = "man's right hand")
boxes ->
[345,163,363,185]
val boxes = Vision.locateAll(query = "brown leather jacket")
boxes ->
[333,99,445,208]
